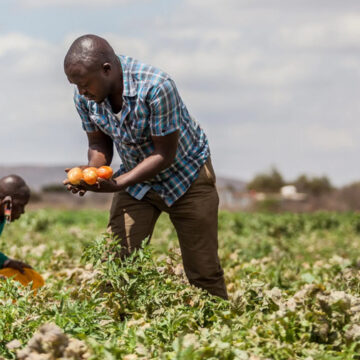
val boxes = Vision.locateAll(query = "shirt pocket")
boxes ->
[128,120,149,145]
[89,114,115,137]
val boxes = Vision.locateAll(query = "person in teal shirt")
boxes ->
[0,175,32,272]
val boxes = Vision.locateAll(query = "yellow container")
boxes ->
[0,267,45,292]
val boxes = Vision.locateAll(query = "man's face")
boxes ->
[8,192,30,222]
[65,64,112,104]
[11,198,28,221]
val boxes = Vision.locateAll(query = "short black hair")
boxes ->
[64,34,117,71]
[0,175,30,200]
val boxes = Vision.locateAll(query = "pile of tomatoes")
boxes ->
[67,166,113,185]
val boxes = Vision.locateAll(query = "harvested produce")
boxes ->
[82,168,98,185]
[67,166,114,185]
[96,166,113,179]
[67,167,83,185]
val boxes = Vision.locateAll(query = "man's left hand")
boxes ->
[3,259,32,274]
[64,177,122,194]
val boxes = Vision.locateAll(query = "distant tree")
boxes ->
[247,167,285,193]
[42,184,66,193]
[341,182,360,210]
[294,174,332,196]
[29,189,42,202]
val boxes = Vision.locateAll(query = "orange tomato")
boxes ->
[96,166,113,179]
[83,168,98,185]
[67,167,83,185]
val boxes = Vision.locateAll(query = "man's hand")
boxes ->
[63,175,122,194]
[3,259,32,274]
[63,166,89,196]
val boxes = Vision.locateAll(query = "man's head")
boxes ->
[0,175,30,222]
[64,34,121,104]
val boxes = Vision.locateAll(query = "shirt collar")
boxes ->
[86,55,136,115]
[118,55,137,98]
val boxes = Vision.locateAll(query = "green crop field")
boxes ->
[1,210,360,359]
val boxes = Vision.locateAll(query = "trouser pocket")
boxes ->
[203,157,216,185]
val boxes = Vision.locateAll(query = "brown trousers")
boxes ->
[107,158,228,299]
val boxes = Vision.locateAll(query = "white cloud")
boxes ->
[17,0,134,7]
[279,14,360,49]
[101,34,151,61]
[0,33,49,57]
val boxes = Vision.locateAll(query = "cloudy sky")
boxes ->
[1,0,359,185]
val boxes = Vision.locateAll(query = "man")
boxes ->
[63,34,227,299]
[0,175,32,272]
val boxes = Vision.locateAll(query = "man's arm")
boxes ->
[67,130,179,193]
[73,88,113,166]
[116,130,179,188]
[87,130,113,167]
[116,79,182,188]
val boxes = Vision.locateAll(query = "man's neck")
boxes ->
[108,60,124,113]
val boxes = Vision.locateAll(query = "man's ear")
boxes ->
[103,62,112,74]
[1,196,11,205]
[3,196,12,224]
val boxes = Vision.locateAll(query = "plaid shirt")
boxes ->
[74,55,210,206]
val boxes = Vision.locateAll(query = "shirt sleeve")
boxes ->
[0,252,8,268]
[73,88,98,132]
[148,79,181,136]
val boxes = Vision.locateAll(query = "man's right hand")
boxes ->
[64,130,114,197]
[63,166,89,196]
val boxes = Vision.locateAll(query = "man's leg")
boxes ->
[107,190,161,257]
[167,158,228,299]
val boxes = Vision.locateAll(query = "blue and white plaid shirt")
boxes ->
[74,55,210,206]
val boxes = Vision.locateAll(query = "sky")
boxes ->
[0,0,359,185]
